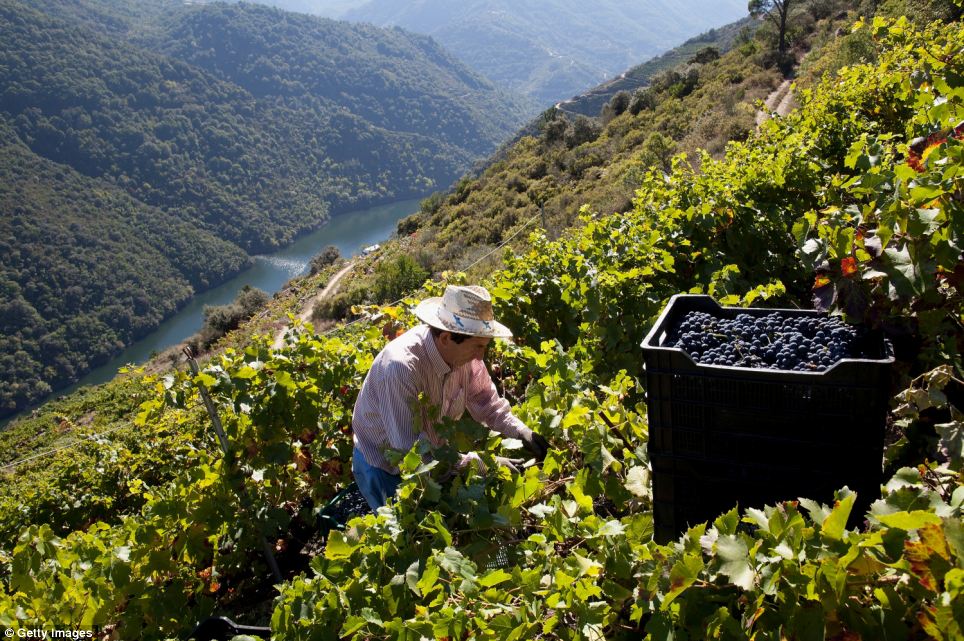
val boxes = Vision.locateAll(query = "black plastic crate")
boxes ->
[641,295,894,543]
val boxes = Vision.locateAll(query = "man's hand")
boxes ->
[458,453,524,475]
[457,451,484,471]
[520,429,550,461]
[495,456,524,474]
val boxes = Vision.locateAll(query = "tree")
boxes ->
[748,0,798,55]
[309,245,341,274]
[689,46,720,65]
[373,254,428,302]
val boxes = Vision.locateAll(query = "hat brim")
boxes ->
[414,297,513,338]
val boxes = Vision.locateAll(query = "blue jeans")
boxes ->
[352,447,401,511]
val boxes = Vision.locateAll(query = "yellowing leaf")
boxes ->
[233,365,258,379]
[877,510,943,531]
[195,372,217,388]
[822,492,856,540]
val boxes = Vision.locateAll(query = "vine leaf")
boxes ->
[935,421,964,470]
[624,466,650,498]
[876,510,943,531]
[822,492,856,540]
[715,535,755,590]
[662,553,703,609]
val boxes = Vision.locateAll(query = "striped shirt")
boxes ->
[352,324,528,474]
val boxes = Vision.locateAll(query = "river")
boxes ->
[59,197,423,394]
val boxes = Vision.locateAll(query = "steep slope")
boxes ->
[391,29,787,273]
[344,0,748,104]
[553,17,756,118]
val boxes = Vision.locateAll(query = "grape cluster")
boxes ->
[324,484,371,525]
[669,311,859,372]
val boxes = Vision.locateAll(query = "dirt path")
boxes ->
[775,83,796,117]
[271,261,354,349]
[755,78,795,127]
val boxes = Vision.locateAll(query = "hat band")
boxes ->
[439,308,495,334]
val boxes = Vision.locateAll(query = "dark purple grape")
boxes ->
[668,309,862,372]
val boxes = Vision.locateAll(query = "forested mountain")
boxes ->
[16,0,178,35]
[342,0,749,104]
[0,120,250,411]
[148,3,527,158]
[0,0,529,417]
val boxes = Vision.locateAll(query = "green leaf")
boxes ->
[526,503,556,518]
[945,526,964,571]
[416,557,441,596]
[405,559,421,595]
[907,208,943,237]
[360,608,383,627]
[563,403,592,429]
[909,184,945,202]
[501,437,524,450]
[715,535,755,590]
[569,469,595,513]
[879,246,926,297]
[597,520,626,537]
[195,372,217,388]
[799,498,830,524]
[844,136,867,169]
[714,508,740,535]
[341,616,367,636]
[936,420,964,470]
[478,569,513,588]
[273,370,296,390]
[324,531,355,560]
[233,365,258,379]
[662,553,703,609]
[744,508,769,531]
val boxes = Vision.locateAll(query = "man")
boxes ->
[351,284,550,510]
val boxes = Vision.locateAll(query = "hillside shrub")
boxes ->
[564,117,602,149]
[309,245,340,275]
[189,285,270,350]
[628,87,657,115]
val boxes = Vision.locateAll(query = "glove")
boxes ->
[519,428,549,461]
[494,456,524,474]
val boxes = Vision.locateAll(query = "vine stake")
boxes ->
[183,346,284,584]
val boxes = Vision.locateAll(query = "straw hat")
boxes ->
[414,285,512,338]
